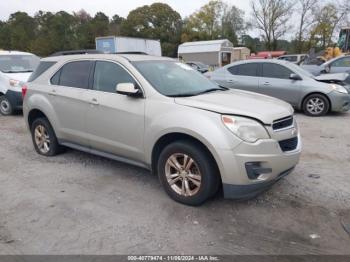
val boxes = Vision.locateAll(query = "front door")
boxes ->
[259,63,302,107]
[85,60,145,162]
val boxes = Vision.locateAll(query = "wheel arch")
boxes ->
[151,132,222,183]
[27,109,50,128]
[301,92,332,112]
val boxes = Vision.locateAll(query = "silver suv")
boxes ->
[23,53,301,206]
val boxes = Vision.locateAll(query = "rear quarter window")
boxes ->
[28,61,56,82]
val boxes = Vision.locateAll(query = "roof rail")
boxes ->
[49,50,102,57]
[115,52,148,55]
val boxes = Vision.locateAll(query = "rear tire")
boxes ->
[157,140,220,206]
[31,118,62,156]
[0,96,14,115]
[302,94,329,117]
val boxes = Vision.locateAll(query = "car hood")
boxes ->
[175,89,294,124]
[1,72,32,82]
[314,73,348,82]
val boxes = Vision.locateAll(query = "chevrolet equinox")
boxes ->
[23,53,301,206]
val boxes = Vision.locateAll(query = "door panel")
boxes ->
[86,60,145,162]
[259,63,301,106]
[49,60,93,146]
[85,90,145,162]
[225,63,260,93]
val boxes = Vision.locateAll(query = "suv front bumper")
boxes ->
[217,135,301,200]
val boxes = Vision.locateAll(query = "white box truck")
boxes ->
[96,36,162,56]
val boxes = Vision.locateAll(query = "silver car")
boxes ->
[208,59,350,116]
[23,53,301,206]
[301,55,350,76]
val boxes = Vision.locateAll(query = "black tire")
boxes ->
[302,94,330,117]
[157,140,220,206]
[0,96,14,116]
[30,117,62,156]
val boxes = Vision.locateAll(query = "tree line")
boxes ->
[0,0,349,57]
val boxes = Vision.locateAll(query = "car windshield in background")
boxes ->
[133,61,225,97]
[0,55,40,73]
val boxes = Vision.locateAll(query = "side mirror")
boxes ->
[116,83,142,97]
[289,74,302,81]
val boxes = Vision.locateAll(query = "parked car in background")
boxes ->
[185,61,209,73]
[277,54,308,65]
[0,51,40,115]
[207,59,350,116]
[23,52,301,206]
[301,55,350,76]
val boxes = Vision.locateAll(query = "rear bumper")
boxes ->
[223,167,294,199]
[5,90,23,109]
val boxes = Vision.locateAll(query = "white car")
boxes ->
[0,51,40,115]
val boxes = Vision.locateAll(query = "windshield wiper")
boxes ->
[168,86,229,98]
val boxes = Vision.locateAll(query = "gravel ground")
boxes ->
[0,112,349,255]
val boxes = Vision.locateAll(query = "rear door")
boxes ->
[49,60,93,146]
[225,63,260,93]
[259,63,301,106]
[85,60,145,162]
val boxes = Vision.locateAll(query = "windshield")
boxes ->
[0,55,40,73]
[133,61,224,97]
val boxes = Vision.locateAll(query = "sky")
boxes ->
[0,0,251,20]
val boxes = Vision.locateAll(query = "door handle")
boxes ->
[49,89,56,96]
[90,98,99,105]
[227,79,236,83]
[263,82,270,86]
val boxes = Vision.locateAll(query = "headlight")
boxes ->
[330,84,348,94]
[222,115,270,143]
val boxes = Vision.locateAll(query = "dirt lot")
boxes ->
[0,112,349,255]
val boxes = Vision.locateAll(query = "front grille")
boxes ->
[279,137,298,152]
[272,116,293,131]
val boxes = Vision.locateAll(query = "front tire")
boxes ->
[157,140,220,206]
[303,94,329,117]
[31,118,62,156]
[0,96,14,115]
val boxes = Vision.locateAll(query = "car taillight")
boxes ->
[22,85,28,98]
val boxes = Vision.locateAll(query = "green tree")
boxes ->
[182,0,246,45]
[121,3,182,56]
[6,12,36,52]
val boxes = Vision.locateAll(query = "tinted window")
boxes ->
[28,61,56,82]
[57,61,93,89]
[228,63,258,77]
[262,63,293,79]
[280,56,298,62]
[332,57,350,67]
[93,61,135,93]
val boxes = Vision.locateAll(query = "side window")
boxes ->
[228,63,258,77]
[332,57,350,67]
[262,63,293,79]
[52,61,93,89]
[93,61,135,93]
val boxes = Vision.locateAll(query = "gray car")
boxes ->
[208,59,350,116]
[301,55,350,76]
[23,53,301,206]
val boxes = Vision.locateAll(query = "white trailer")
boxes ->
[96,36,162,56]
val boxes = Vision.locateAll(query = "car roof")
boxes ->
[41,54,174,63]
[228,59,292,67]
[0,50,36,56]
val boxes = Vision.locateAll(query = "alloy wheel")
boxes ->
[34,125,51,154]
[306,97,325,115]
[165,153,202,197]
